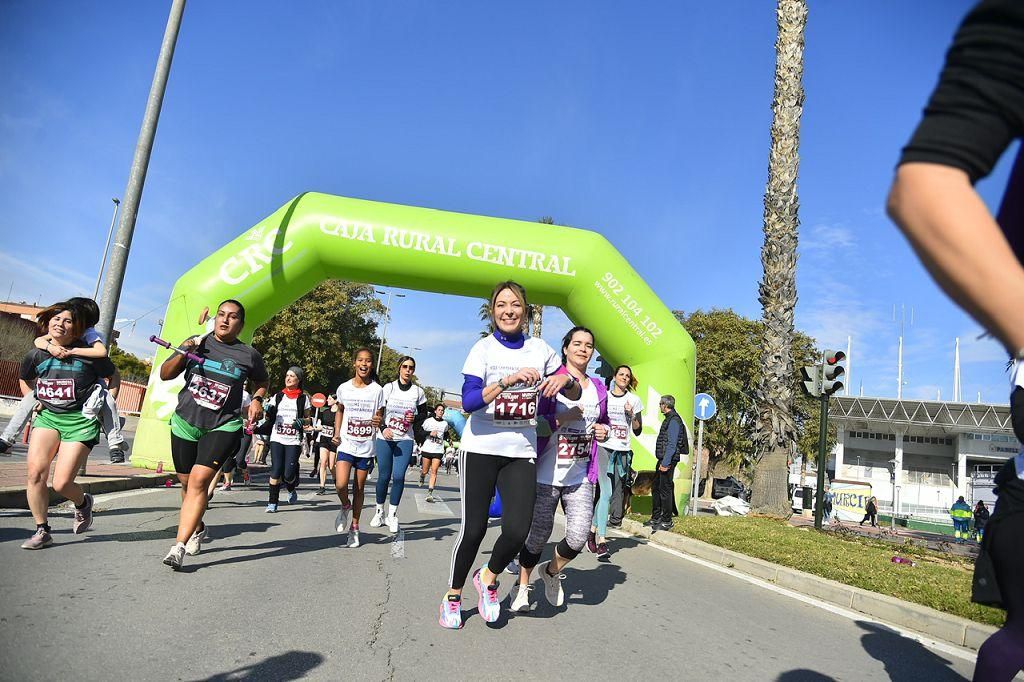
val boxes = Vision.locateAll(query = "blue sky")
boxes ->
[0,1,1017,401]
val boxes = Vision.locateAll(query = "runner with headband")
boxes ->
[263,367,310,512]
[419,404,452,502]
[439,281,579,629]
[512,326,609,612]
[331,348,384,549]
[589,364,643,560]
[372,356,428,533]
[160,300,268,569]
[19,301,118,549]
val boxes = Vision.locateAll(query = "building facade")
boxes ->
[826,396,1017,521]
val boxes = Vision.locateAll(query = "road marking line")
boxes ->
[414,492,453,516]
[610,529,979,664]
[0,487,168,517]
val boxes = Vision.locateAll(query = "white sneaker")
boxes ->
[386,513,399,533]
[510,584,533,612]
[184,524,208,556]
[347,529,360,548]
[162,543,186,570]
[538,561,565,607]
[335,505,353,533]
[370,507,385,528]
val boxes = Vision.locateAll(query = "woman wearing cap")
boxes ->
[264,366,311,512]
[372,356,429,533]
[439,281,579,629]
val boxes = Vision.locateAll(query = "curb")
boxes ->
[0,473,177,510]
[620,518,997,652]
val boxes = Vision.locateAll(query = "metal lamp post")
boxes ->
[93,198,120,301]
[374,289,406,374]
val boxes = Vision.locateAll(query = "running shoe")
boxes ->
[0,438,11,454]
[218,483,232,492]
[184,524,208,556]
[335,504,353,532]
[72,493,94,534]
[265,503,278,513]
[510,584,533,613]
[386,513,399,534]
[596,542,611,562]
[288,489,298,504]
[347,529,360,548]
[438,594,463,629]
[315,487,326,495]
[163,543,186,570]
[21,527,52,550]
[370,507,385,528]
[538,561,565,607]
[109,446,126,464]
[505,559,519,575]
[473,566,501,623]
[419,473,425,486]
[425,490,436,503]
[586,531,598,554]
[242,471,250,486]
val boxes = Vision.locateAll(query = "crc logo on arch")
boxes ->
[219,224,293,285]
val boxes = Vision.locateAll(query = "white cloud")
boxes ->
[801,222,856,253]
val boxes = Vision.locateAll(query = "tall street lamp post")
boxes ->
[374,289,406,374]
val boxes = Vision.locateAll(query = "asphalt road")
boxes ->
[0,467,979,681]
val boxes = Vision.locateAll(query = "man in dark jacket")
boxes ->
[646,395,688,531]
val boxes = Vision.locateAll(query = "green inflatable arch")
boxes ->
[135,193,697,509]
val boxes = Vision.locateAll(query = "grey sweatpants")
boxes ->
[523,480,595,559]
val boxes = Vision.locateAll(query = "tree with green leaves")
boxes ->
[675,309,830,498]
[752,0,809,518]
[252,280,389,393]
[109,346,152,383]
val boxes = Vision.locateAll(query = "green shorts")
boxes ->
[33,409,101,448]
[170,412,243,442]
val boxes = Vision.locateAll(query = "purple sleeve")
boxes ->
[462,374,486,413]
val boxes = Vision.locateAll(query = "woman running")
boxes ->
[19,301,118,549]
[208,389,254,494]
[264,367,310,512]
[161,299,268,569]
[419,404,451,502]
[314,394,339,495]
[590,365,643,560]
[440,281,579,629]
[512,326,609,612]
[331,348,384,548]
[372,356,428,533]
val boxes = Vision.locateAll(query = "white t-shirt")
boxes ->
[335,380,384,458]
[381,381,426,442]
[421,416,449,454]
[605,391,643,451]
[460,335,561,458]
[537,381,600,487]
[270,392,307,446]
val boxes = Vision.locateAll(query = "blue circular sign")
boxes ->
[694,393,717,421]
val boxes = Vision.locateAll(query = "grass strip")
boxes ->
[631,514,1004,627]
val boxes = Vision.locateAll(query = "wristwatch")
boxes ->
[252,395,264,403]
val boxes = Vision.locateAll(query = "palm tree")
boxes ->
[530,217,556,338]
[751,0,808,517]
[479,301,494,338]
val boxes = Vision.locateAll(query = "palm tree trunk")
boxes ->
[751,0,807,518]
[531,305,543,338]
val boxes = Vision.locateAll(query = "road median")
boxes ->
[620,516,999,651]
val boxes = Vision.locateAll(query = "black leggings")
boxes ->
[269,442,301,488]
[220,432,252,473]
[448,451,536,590]
[974,514,1024,681]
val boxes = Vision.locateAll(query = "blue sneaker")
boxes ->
[265,503,278,513]
[438,594,462,629]
[473,566,501,623]
[288,489,298,504]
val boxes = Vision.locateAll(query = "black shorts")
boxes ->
[317,437,335,451]
[171,430,242,475]
[420,450,443,461]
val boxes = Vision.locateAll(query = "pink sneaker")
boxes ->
[438,594,462,629]
[473,566,501,622]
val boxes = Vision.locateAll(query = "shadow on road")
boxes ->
[856,621,967,681]
[776,670,836,681]
[196,650,323,681]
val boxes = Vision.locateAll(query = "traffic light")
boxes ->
[800,365,821,397]
[822,349,846,396]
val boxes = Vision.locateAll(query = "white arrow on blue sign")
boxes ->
[694,393,717,421]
